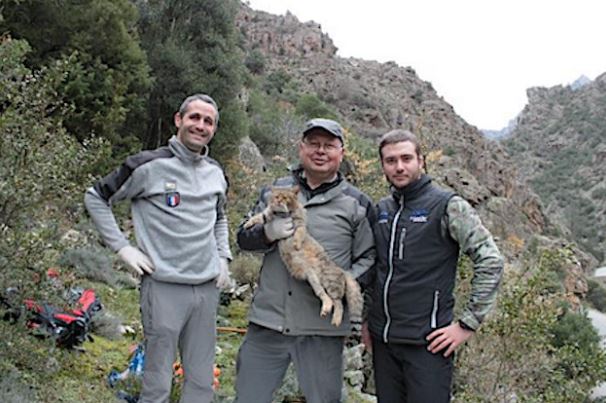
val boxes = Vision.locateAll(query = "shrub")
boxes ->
[0,37,113,400]
[294,93,338,120]
[59,246,117,287]
[230,253,262,288]
[263,69,292,95]
[90,311,125,340]
[587,279,606,312]
[550,309,600,349]
[245,49,266,74]
[453,248,606,402]
[0,37,111,296]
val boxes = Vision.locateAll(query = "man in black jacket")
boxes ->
[363,129,503,403]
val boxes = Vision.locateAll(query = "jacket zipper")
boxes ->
[398,227,406,260]
[430,290,440,329]
[382,196,404,343]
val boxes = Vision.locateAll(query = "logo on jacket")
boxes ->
[165,181,180,208]
[409,209,428,223]
[378,210,390,224]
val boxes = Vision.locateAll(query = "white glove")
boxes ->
[264,216,294,242]
[117,245,155,276]
[216,258,234,290]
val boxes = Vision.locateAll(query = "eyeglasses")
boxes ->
[302,140,342,152]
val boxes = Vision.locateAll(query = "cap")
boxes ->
[303,118,344,142]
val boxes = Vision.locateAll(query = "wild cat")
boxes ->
[243,186,363,327]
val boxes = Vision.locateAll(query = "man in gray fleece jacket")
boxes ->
[84,94,232,403]
[234,119,376,403]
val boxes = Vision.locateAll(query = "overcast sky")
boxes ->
[246,0,606,130]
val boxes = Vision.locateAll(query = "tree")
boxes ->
[0,36,110,294]
[0,0,152,153]
[135,0,247,159]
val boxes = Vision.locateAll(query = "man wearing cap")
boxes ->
[234,118,376,403]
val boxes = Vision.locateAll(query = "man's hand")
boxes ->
[118,245,155,276]
[426,322,474,357]
[264,216,294,242]
[216,258,234,290]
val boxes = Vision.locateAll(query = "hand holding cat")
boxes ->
[264,216,295,242]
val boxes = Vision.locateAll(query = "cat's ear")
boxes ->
[292,185,300,194]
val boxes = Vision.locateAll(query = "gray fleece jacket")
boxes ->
[84,136,232,284]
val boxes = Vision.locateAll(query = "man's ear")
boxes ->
[174,112,182,128]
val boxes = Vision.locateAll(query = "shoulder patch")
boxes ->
[94,147,174,201]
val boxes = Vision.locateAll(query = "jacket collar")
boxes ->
[290,165,343,199]
[168,136,208,164]
[391,174,432,203]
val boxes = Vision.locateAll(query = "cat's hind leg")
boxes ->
[331,299,343,327]
[306,271,333,318]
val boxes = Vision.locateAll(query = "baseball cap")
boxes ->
[302,118,344,143]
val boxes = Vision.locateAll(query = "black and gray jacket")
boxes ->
[84,136,232,285]
[237,168,376,336]
[367,175,503,344]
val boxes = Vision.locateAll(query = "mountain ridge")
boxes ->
[505,72,606,265]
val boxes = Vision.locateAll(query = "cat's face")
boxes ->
[269,187,300,214]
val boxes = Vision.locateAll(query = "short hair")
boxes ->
[378,129,422,160]
[178,94,220,125]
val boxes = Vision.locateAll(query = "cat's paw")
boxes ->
[320,300,334,317]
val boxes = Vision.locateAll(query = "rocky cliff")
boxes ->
[504,74,606,265]
[236,4,546,258]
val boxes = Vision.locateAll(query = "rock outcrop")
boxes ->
[505,73,606,266]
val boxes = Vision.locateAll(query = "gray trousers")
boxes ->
[234,323,344,403]
[139,276,219,403]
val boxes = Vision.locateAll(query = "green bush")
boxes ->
[230,253,262,288]
[550,309,600,349]
[59,246,135,288]
[263,69,292,95]
[294,93,338,120]
[246,89,303,157]
[587,279,606,312]
[453,248,606,402]
[0,37,110,290]
[245,49,266,74]
[591,187,606,199]
[0,37,114,401]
